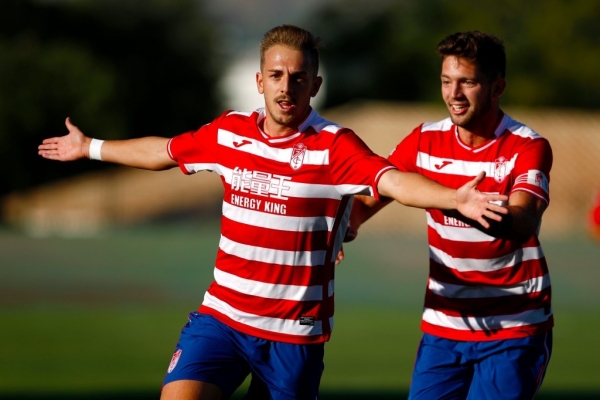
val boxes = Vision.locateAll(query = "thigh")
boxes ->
[468,331,553,400]
[408,334,472,400]
[162,312,250,399]
[247,341,325,400]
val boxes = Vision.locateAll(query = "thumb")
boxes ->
[65,117,77,132]
[470,171,486,187]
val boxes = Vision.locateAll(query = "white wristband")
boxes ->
[89,138,104,161]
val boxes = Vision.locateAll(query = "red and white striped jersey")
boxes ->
[168,108,394,344]
[389,113,553,341]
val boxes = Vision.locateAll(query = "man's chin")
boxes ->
[272,114,300,128]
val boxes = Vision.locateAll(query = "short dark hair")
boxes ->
[437,31,506,81]
[260,25,322,75]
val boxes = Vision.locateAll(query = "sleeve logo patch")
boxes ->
[527,170,549,193]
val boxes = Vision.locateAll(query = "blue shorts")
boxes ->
[409,331,552,400]
[163,312,324,399]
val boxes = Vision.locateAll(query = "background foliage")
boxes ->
[1,0,599,197]
[0,0,219,196]
[308,0,600,109]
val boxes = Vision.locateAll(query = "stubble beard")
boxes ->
[450,96,493,132]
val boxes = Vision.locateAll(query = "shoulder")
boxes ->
[219,109,261,125]
[500,114,545,141]
[500,114,552,153]
[300,109,346,135]
[421,117,454,133]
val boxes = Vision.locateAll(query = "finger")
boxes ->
[487,204,508,214]
[483,210,504,222]
[38,142,57,150]
[486,193,508,201]
[477,216,491,229]
[41,138,59,145]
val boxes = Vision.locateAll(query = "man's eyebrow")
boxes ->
[266,68,309,74]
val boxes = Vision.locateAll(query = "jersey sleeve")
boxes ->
[387,125,422,173]
[328,129,395,199]
[167,112,226,175]
[511,137,553,204]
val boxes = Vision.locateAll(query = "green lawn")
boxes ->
[1,223,599,398]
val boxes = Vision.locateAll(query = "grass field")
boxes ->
[1,221,599,399]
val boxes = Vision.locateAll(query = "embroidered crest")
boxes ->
[290,143,307,170]
[494,156,507,183]
[168,349,182,373]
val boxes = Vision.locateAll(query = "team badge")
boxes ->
[290,143,307,170]
[167,349,182,373]
[494,156,507,183]
[528,170,549,193]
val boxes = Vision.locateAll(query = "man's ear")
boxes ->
[311,76,323,98]
[256,72,264,95]
[492,78,506,100]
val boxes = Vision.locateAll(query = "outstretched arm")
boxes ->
[377,169,507,229]
[38,118,177,171]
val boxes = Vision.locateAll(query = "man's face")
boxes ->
[440,56,502,133]
[257,45,322,134]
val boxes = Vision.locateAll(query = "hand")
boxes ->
[456,171,508,229]
[343,226,357,243]
[38,117,90,161]
[335,247,345,265]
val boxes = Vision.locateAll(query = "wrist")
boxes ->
[88,138,104,161]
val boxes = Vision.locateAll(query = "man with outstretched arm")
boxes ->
[40,25,507,400]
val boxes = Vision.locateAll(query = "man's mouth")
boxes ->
[277,98,295,112]
[451,104,468,114]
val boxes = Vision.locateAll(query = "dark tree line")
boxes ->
[0,0,220,196]
[306,0,600,110]
[1,0,599,196]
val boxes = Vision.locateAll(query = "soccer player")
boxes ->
[38,25,507,400]
[349,31,553,399]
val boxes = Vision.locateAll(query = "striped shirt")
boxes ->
[168,108,394,344]
[388,113,554,341]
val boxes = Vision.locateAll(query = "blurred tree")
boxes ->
[307,0,600,110]
[0,0,220,196]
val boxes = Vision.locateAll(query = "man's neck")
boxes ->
[261,107,312,138]
[458,109,504,147]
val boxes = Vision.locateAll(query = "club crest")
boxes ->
[168,349,182,373]
[290,143,307,170]
[494,156,507,183]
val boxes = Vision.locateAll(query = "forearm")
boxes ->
[350,195,390,229]
[378,170,457,209]
[462,191,545,242]
[484,205,539,242]
[87,137,176,171]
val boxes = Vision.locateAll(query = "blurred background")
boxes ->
[1,0,599,398]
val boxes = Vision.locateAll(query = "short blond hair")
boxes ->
[260,25,322,75]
